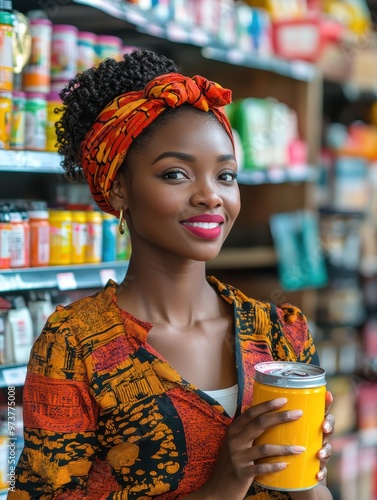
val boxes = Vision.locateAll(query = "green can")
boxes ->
[25,92,47,151]
[10,91,26,150]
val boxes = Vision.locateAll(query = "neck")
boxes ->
[117,250,220,327]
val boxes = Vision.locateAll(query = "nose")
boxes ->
[189,178,223,208]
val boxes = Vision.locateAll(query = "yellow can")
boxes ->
[252,361,326,491]
[85,211,103,263]
[49,210,72,265]
[0,92,11,149]
[71,211,87,264]
[46,91,63,152]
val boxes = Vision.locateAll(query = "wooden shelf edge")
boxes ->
[206,247,277,269]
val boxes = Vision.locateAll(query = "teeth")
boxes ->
[184,222,219,229]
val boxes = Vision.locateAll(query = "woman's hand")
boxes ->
[316,391,335,483]
[198,397,305,500]
[288,391,335,500]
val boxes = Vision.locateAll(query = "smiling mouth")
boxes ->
[182,222,220,229]
[181,221,223,239]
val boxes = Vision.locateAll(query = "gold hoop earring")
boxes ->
[118,208,125,235]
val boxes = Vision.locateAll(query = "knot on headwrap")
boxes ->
[81,72,234,216]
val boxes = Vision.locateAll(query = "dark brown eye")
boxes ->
[218,172,237,182]
[160,170,187,180]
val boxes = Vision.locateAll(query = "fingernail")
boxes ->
[317,471,325,480]
[324,422,331,432]
[278,462,289,470]
[319,449,327,459]
[287,410,303,418]
[292,446,306,453]
[273,398,288,407]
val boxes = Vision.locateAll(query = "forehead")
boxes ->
[135,107,233,157]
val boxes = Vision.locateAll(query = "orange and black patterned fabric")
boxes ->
[80,73,234,217]
[11,277,319,500]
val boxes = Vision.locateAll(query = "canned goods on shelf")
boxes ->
[77,31,97,73]
[25,92,47,151]
[96,35,122,63]
[22,18,53,94]
[51,24,78,82]
[9,206,30,269]
[0,91,11,149]
[0,205,11,269]
[46,91,63,152]
[0,11,13,91]
[10,91,26,150]
[49,210,72,265]
[86,211,103,263]
[116,220,131,261]
[29,209,50,267]
[71,211,87,264]
[102,213,117,262]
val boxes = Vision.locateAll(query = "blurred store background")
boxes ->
[0,0,377,498]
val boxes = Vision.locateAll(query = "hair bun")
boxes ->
[56,49,180,181]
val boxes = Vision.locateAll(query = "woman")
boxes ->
[11,49,334,500]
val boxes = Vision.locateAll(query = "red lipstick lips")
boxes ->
[181,214,224,239]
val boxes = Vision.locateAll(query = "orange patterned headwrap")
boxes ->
[81,72,234,216]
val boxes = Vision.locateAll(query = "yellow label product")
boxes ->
[0,92,11,149]
[252,361,326,491]
[49,210,72,265]
[46,91,63,152]
[85,211,103,263]
[71,211,87,264]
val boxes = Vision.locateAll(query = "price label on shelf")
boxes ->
[56,272,77,291]
[2,366,27,387]
[99,268,117,286]
[166,21,190,43]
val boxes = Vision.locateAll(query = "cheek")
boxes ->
[129,186,183,220]
[226,188,241,220]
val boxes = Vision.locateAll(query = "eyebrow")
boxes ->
[152,151,237,165]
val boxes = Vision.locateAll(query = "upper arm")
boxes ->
[11,318,99,498]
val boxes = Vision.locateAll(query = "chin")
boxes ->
[189,249,222,262]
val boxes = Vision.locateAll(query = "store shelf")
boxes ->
[0,364,27,388]
[72,0,316,82]
[0,262,128,292]
[207,247,277,269]
[0,150,62,174]
[0,151,315,185]
[237,166,316,185]
[202,47,317,82]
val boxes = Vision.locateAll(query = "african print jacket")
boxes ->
[10,277,319,500]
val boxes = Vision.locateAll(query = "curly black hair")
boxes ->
[56,49,181,181]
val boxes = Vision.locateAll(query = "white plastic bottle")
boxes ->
[28,291,54,339]
[4,296,34,364]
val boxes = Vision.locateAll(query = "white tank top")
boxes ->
[203,383,238,417]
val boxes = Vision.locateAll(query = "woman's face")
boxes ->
[120,108,240,262]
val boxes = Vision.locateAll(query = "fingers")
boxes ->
[243,398,303,433]
[252,460,288,478]
[256,444,305,460]
[325,391,333,413]
[316,466,327,482]
[318,442,332,464]
[322,413,335,436]
[248,445,306,480]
